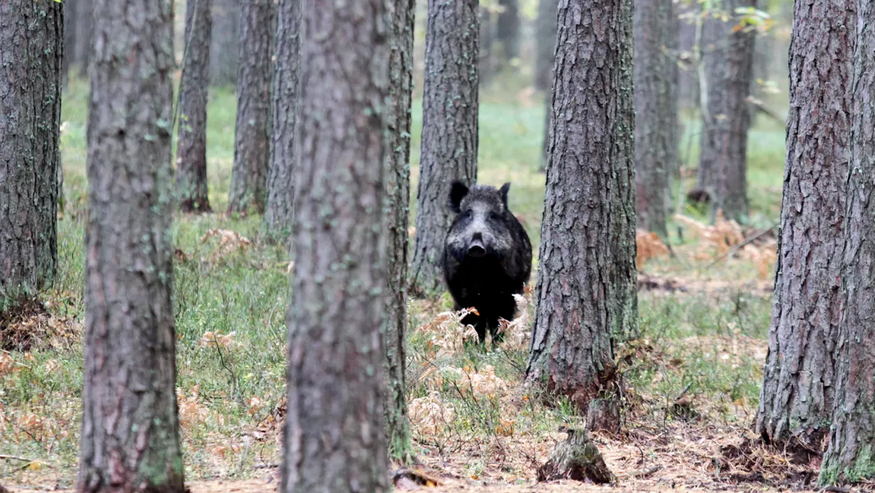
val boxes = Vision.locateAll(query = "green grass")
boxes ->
[0,76,786,485]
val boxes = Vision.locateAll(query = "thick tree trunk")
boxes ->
[72,0,92,74]
[384,0,416,465]
[176,0,213,214]
[634,0,676,239]
[819,0,875,485]
[410,0,479,295]
[0,0,62,307]
[697,0,757,223]
[264,0,301,241]
[755,0,854,451]
[534,0,558,93]
[210,0,239,86]
[496,0,520,63]
[77,0,184,491]
[526,0,637,411]
[227,0,275,214]
[280,0,390,490]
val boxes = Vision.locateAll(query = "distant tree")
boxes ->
[384,0,416,464]
[63,0,75,87]
[480,6,495,86]
[819,0,875,485]
[72,0,92,73]
[176,0,213,213]
[77,0,184,490]
[410,0,479,295]
[676,2,699,112]
[535,0,558,172]
[280,0,390,490]
[756,0,854,452]
[227,0,275,214]
[210,0,240,86]
[0,0,62,310]
[264,0,301,240]
[496,0,520,63]
[697,0,757,222]
[634,0,677,238]
[526,0,637,411]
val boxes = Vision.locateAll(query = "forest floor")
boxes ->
[0,78,836,492]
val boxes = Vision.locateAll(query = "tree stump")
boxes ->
[537,426,616,484]
[585,398,621,434]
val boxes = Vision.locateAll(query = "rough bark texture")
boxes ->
[0,0,62,306]
[526,0,637,411]
[264,0,301,240]
[280,0,390,491]
[210,0,239,86]
[384,0,416,465]
[176,0,213,214]
[227,0,275,214]
[755,0,854,451]
[697,0,757,223]
[633,0,676,239]
[535,0,558,92]
[537,428,615,484]
[410,0,479,295]
[496,0,520,62]
[819,0,875,484]
[77,0,184,491]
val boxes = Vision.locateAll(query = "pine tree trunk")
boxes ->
[73,0,91,72]
[210,0,239,86]
[677,2,699,112]
[280,0,390,490]
[227,0,275,214]
[176,0,213,214]
[697,0,757,223]
[526,0,637,411]
[0,0,62,307]
[479,6,495,87]
[264,0,301,241]
[410,0,479,295]
[819,0,875,484]
[755,0,854,451]
[633,0,676,239]
[63,0,76,87]
[534,0,558,93]
[77,0,184,491]
[384,0,416,465]
[496,0,520,63]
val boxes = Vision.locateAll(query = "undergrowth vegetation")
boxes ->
[0,77,785,488]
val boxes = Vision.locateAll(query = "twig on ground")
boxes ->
[705,222,779,269]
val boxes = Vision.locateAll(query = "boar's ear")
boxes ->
[449,181,469,213]
[499,182,511,208]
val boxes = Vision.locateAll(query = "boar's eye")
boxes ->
[488,212,501,221]
[461,209,473,219]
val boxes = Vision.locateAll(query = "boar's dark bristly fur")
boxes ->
[442,180,532,342]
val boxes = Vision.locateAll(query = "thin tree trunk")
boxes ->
[496,0,520,63]
[755,0,854,451]
[819,0,875,485]
[264,0,301,241]
[526,0,637,411]
[634,0,676,239]
[280,0,390,490]
[176,0,213,214]
[697,0,757,223]
[0,0,62,307]
[534,0,558,93]
[227,0,275,214]
[677,2,699,112]
[479,6,494,87]
[410,0,479,295]
[384,0,416,465]
[210,0,239,86]
[63,0,76,88]
[77,0,184,491]
[73,0,91,73]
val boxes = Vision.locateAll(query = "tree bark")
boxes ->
[755,0,854,451]
[77,0,184,491]
[677,2,699,112]
[73,0,92,74]
[526,0,637,411]
[410,0,479,295]
[176,0,213,214]
[264,0,301,241]
[280,0,390,490]
[819,0,875,484]
[384,0,416,465]
[479,6,495,87]
[0,0,62,307]
[496,0,520,63]
[210,0,239,86]
[227,0,275,214]
[534,0,558,93]
[697,0,757,223]
[634,0,676,239]
[62,0,76,88]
